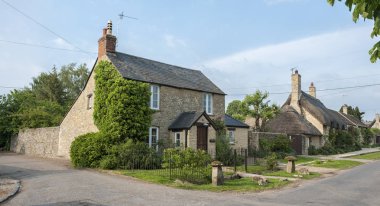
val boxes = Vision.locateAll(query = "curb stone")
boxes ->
[0,178,21,203]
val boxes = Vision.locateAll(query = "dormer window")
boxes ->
[203,93,213,115]
[150,85,160,110]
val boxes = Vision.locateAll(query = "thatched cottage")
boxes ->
[266,70,366,154]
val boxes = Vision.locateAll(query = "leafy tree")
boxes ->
[328,0,380,62]
[241,90,280,131]
[0,63,89,150]
[226,100,245,121]
[59,63,89,107]
[339,104,365,120]
[31,67,65,105]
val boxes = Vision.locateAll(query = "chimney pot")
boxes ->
[98,20,117,59]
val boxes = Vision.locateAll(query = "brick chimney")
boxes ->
[342,105,348,115]
[291,70,301,113]
[98,20,116,59]
[309,82,316,98]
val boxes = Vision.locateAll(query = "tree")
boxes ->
[59,63,89,107]
[31,67,65,105]
[339,104,365,120]
[226,100,245,121]
[328,0,380,63]
[226,90,279,131]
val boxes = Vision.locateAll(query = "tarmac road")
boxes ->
[1,153,379,206]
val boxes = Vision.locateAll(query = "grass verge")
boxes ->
[306,159,362,169]
[117,169,289,192]
[348,152,380,160]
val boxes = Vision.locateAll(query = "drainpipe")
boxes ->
[185,129,188,148]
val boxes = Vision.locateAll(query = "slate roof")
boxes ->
[265,105,322,136]
[168,111,205,130]
[284,91,346,128]
[225,114,249,128]
[107,52,225,94]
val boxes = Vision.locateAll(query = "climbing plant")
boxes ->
[93,60,153,142]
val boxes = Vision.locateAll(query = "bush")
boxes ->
[259,135,292,157]
[266,153,278,171]
[70,132,111,168]
[215,135,234,165]
[117,139,162,169]
[162,148,211,169]
[99,155,118,169]
[162,148,211,184]
[308,145,317,155]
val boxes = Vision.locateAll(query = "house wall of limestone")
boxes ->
[57,67,99,158]
[152,85,225,142]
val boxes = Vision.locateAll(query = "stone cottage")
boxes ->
[12,21,249,159]
[369,114,380,144]
[265,70,366,154]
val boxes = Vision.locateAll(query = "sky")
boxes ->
[0,0,379,120]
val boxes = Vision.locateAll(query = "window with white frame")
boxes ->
[228,130,235,144]
[150,85,160,110]
[87,93,93,110]
[174,132,181,147]
[149,127,159,150]
[203,93,213,114]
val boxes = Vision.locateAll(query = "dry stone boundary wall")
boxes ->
[10,127,60,158]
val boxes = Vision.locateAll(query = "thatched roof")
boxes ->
[338,112,368,128]
[265,105,322,136]
[284,91,346,129]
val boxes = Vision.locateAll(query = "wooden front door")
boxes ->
[197,126,208,151]
[376,136,380,144]
[291,135,303,155]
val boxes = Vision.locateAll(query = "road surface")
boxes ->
[1,153,379,206]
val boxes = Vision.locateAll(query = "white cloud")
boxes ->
[200,26,379,119]
[163,34,187,48]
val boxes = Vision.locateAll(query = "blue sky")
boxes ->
[0,0,379,120]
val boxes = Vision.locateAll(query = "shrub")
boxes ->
[162,148,211,169]
[215,135,235,166]
[117,139,162,169]
[162,148,211,184]
[259,135,292,157]
[308,145,317,155]
[70,132,111,168]
[266,153,278,171]
[99,155,118,169]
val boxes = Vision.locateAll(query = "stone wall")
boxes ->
[152,85,225,142]
[57,66,99,158]
[228,127,249,151]
[11,127,60,158]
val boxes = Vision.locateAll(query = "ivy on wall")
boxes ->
[71,60,154,168]
[93,60,153,142]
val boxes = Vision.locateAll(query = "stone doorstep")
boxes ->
[0,178,21,203]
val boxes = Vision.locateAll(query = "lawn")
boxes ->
[306,159,363,169]
[348,152,380,160]
[118,169,289,192]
